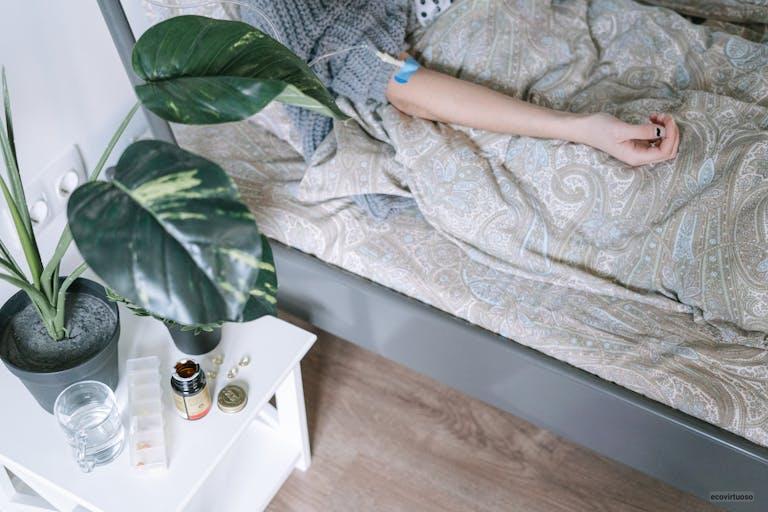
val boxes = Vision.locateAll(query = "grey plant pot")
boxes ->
[0,278,120,413]
[166,324,222,355]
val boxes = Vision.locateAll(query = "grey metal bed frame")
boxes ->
[99,2,767,510]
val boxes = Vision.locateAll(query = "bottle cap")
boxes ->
[217,384,247,414]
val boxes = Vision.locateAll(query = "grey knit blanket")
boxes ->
[241,0,417,219]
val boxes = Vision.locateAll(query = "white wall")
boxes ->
[0,0,150,298]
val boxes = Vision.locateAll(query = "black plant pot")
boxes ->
[166,324,222,355]
[0,278,120,413]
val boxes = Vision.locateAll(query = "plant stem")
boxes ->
[52,262,87,339]
[0,273,50,305]
[0,236,26,281]
[42,226,70,302]
[29,300,57,340]
[0,272,59,339]
[0,256,27,282]
[90,101,140,181]
[40,101,140,303]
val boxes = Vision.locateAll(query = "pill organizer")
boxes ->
[125,356,167,472]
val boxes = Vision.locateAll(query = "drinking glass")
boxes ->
[53,380,125,473]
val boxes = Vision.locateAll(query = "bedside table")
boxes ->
[0,313,316,512]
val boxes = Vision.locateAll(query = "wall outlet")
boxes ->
[0,145,86,252]
[0,110,149,258]
[36,145,87,231]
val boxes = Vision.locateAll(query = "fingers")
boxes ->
[621,114,680,166]
[670,117,680,157]
[624,142,664,166]
[618,121,666,141]
[651,113,679,161]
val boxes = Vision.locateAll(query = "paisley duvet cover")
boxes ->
[174,0,768,447]
[364,0,768,348]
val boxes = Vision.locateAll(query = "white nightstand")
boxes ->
[0,313,316,512]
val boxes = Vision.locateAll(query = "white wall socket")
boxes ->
[0,145,87,251]
[35,145,87,231]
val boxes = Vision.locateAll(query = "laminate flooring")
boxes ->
[269,313,721,512]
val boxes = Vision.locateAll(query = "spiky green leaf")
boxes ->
[1,68,34,238]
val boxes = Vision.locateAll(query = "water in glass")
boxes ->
[54,380,125,472]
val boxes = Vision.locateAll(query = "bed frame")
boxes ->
[99,2,767,510]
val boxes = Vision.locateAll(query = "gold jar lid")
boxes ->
[217,384,248,414]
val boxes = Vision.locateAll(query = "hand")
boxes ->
[584,113,680,167]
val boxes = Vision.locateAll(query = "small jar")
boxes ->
[171,359,212,421]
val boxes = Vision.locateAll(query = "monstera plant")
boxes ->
[132,15,347,123]
[0,12,344,411]
[68,14,345,328]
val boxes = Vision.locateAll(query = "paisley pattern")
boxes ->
[142,0,238,23]
[377,0,768,348]
[640,0,768,23]
[177,119,768,449]
[174,0,768,448]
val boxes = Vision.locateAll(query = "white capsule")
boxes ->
[227,366,238,379]
[238,355,251,367]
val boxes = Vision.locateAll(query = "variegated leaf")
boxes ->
[132,15,347,124]
[242,235,278,320]
[67,140,269,325]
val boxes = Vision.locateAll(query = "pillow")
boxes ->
[639,0,768,23]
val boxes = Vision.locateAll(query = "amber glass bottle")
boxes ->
[170,359,212,420]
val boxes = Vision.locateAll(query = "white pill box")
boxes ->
[126,356,167,472]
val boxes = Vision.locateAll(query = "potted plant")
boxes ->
[68,15,344,353]
[106,288,222,355]
[0,71,122,412]
[0,15,344,410]
[103,227,277,356]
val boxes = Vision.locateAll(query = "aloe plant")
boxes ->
[0,69,140,340]
[0,15,343,340]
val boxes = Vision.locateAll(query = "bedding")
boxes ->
[175,119,768,450]
[168,0,768,447]
[639,0,768,23]
[318,0,768,347]
[239,0,409,158]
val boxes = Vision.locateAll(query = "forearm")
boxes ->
[386,67,591,144]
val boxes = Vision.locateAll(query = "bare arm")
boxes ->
[385,65,679,167]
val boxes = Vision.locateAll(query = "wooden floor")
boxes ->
[270,313,721,512]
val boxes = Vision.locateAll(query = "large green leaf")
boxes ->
[67,140,269,325]
[242,235,277,320]
[131,15,347,124]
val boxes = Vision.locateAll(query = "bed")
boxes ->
[176,118,768,451]
[100,0,768,509]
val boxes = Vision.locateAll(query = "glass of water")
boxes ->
[54,381,125,473]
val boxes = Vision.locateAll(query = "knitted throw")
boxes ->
[241,0,409,157]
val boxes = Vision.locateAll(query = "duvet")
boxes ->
[314,0,768,348]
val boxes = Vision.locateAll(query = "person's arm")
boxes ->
[385,65,680,167]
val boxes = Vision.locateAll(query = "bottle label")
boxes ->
[173,386,212,420]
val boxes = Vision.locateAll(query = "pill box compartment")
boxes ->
[126,356,167,472]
